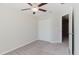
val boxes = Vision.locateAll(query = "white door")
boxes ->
[69,8,74,55]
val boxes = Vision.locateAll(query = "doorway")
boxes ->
[62,14,69,47]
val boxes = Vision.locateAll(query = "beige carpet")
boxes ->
[4,39,70,55]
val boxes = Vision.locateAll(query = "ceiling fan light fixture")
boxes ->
[32,7,39,12]
[21,3,48,14]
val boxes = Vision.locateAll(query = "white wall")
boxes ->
[38,19,52,42]
[51,14,62,43]
[38,13,62,43]
[73,4,79,54]
[0,4,37,54]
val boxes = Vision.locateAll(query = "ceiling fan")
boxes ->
[21,3,48,14]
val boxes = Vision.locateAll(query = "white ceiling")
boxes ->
[0,3,72,18]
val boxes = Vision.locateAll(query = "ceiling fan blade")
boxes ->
[39,8,47,12]
[33,12,36,14]
[21,8,30,11]
[38,3,47,7]
[27,3,32,6]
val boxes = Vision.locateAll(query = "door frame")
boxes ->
[72,9,74,55]
[61,8,74,55]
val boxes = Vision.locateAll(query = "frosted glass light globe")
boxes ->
[32,7,38,12]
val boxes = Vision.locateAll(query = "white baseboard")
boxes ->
[38,39,62,43]
[37,37,62,43]
[1,39,36,55]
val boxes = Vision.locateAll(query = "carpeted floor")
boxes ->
[4,39,69,55]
